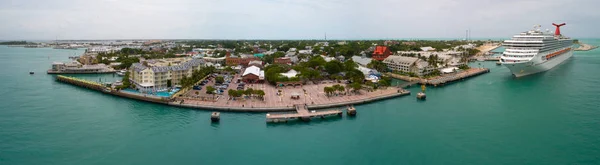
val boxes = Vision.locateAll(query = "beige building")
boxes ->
[129,58,205,92]
[382,56,437,77]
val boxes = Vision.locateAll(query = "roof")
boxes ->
[280,69,299,78]
[373,46,389,55]
[242,66,263,77]
[420,47,435,51]
[351,56,372,66]
[441,67,459,73]
[253,53,264,58]
[382,56,419,65]
[131,58,205,73]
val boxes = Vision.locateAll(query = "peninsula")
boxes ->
[48,39,497,112]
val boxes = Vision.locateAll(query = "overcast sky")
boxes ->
[1,0,598,40]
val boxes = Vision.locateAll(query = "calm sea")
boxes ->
[1,40,599,165]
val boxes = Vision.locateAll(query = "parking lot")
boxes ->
[184,73,245,98]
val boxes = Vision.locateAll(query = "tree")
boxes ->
[224,66,234,73]
[206,86,216,98]
[345,68,365,83]
[263,51,285,64]
[378,79,390,87]
[167,80,172,87]
[344,59,358,71]
[307,56,326,69]
[350,82,361,93]
[215,76,224,84]
[245,88,254,97]
[228,89,237,99]
[367,60,388,72]
[324,60,343,74]
[336,85,345,93]
[254,90,265,100]
[323,87,331,96]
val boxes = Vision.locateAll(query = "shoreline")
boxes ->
[386,67,491,86]
[575,43,598,51]
[56,75,411,112]
[172,90,410,112]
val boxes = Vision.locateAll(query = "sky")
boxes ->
[0,0,599,40]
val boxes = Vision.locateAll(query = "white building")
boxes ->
[383,56,437,77]
[351,55,372,67]
[129,58,206,93]
[87,46,120,54]
[280,69,299,78]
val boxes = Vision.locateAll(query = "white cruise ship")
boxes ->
[500,23,574,77]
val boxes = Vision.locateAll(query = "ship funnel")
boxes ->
[552,23,566,36]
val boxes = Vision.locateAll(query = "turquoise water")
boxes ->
[1,40,600,165]
[121,88,179,98]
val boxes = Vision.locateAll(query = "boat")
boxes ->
[346,105,356,116]
[29,71,34,74]
[417,85,426,100]
[116,70,127,76]
[500,23,574,77]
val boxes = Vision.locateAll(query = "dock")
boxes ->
[471,56,500,61]
[575,43,598,51]
[266,104,342,123]
[425,68,490,86]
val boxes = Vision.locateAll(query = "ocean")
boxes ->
[0,40,599,165]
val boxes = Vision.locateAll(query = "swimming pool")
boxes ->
[121,88,180,98]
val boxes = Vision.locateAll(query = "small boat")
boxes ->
[211,112,220,122]
[417,85,426,100]
[417,92,426,100]
[29,71,34,74]
[116,70,126,76]
[347,105,356,116]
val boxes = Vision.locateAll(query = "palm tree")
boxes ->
[228,89,235,100]
[323,87,333,97]
[206,86,216,100]
[337,85,345,94]
[245,88,254,98]
[350,82,361,94]
[255,90,265,101]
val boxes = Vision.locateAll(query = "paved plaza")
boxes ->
[181,80,404,109]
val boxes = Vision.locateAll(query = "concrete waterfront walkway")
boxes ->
[56,75,411,112]
[387,68,490,87]
[173,88,410,112]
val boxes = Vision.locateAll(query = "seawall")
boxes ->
[56,76,411,112]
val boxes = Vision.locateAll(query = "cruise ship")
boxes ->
[500,23,574,77]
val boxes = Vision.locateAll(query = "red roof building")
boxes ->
[274,57,292,65]
[372,46,392,61]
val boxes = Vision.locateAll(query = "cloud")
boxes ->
[0,0,598,40]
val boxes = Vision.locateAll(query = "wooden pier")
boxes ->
[266,104,342,123]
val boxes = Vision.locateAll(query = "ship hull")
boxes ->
[504,49,573,77]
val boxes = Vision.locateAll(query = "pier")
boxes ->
[471,56,500,61]
[387,68,490,87]
[425,68,490,86]
[575,43,598,51]
[55,75,170,104]
[266,104,342,123]
[56,75,109,91]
